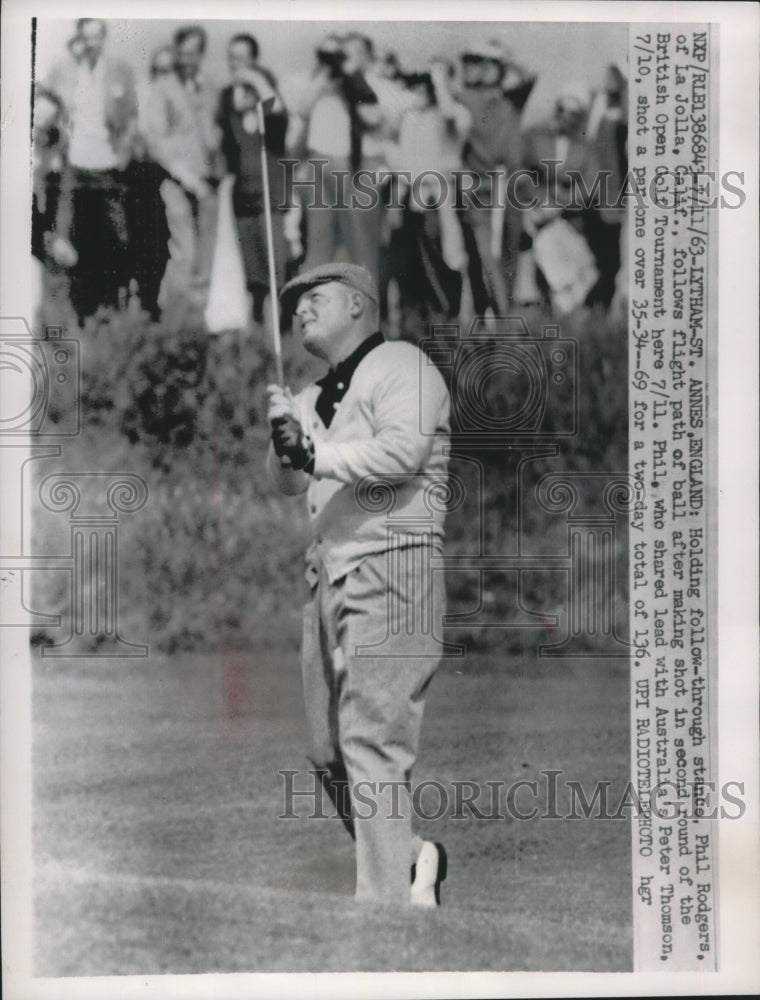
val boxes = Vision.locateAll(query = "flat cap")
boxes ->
[279,263,378,319]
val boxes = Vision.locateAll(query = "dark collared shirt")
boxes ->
[315,331,384,428]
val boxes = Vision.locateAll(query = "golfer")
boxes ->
[266,262,450,907]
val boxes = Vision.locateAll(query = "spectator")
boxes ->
[143,24,222,323]
[520,83,600,314]
[386,63,471,327]
[345,34,423,303]
[216,33,291,324]
[522,80,628,311]
[343,33,413,172]
[456,39,535,314]
[586,65,629,309]
[286,34,412,283]
[125,45,174,321]
[285,36,367,274]
[45,18,138,322]
[31,87,72,266]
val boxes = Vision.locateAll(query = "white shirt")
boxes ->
[68,59,119,170]
[391,106,469,177]
[306,93,351,159]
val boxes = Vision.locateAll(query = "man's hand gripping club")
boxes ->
[266,385,315,473]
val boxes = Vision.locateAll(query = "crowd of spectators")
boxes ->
[33,19,629,331]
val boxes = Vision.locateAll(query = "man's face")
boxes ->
[151,47,174,77]
[605,67,623,104]
[176,34,204,79]
[461,59,484,87]
[343,36,372,73]
[556,99,585,134]
[295,282,353,360]
[79,20,106,61]
[480,59,503,87]
[408,82,432,111]
[34,94,59,131]
[377,54,399,80]
[228,41,254,76]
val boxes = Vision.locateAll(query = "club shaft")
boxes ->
[257,100,284,386]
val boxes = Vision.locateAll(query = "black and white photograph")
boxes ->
[0,1,758,997]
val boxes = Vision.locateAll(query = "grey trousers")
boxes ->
[461,196,523,314]
[301,546,445,904]
[303,157,383,280]
[157,178,218,314]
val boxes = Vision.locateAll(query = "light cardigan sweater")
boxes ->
[267,340,450,583]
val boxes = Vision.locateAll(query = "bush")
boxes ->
[31,300,628,656]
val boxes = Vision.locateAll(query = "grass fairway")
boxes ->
[34,646,631,974]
